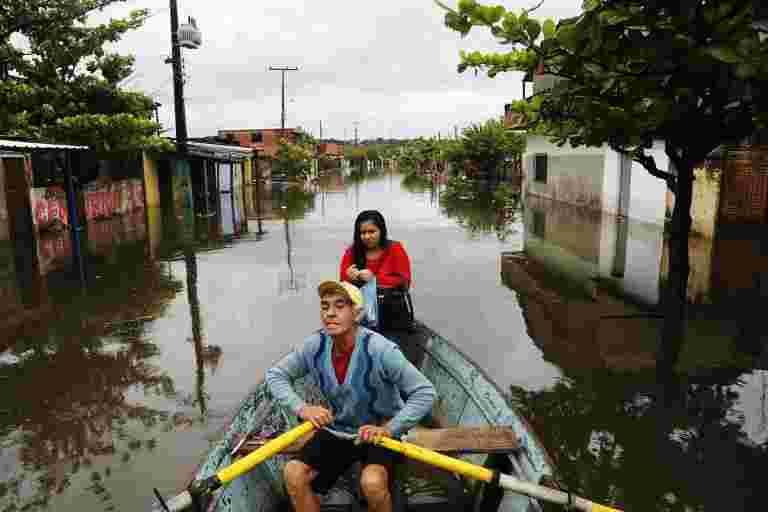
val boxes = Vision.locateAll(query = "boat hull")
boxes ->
[183,322,554,512]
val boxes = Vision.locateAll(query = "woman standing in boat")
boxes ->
[340,210,413,332]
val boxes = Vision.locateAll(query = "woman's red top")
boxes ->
[339,241,412,288]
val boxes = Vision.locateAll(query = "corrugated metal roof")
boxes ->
[186,141,254,160]
[0,139,89,151]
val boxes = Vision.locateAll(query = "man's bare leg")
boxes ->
[285,460,320,512]
[360,464,391,512]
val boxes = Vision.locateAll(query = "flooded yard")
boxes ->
[1,170,766,511]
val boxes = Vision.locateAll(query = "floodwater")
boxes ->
[0,169,766,512]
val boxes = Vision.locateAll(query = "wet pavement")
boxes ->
[0,169,766,511]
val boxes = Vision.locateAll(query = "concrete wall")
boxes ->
[0,158,9,241]
[523,194,663,308]
[598,214,664,306]
[601,140,668,226]
[142,152,161,208]
[524,135,668,226]
[243,158,253,185]
[523,135,606,210]
[690,167,721,238]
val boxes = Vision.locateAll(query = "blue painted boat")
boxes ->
[174,321,555,512]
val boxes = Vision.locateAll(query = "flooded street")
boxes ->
[1,170,767,511]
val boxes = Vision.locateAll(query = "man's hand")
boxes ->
[298,405,333,428]
[357,269,374,282]
[346,265,360,281]
[357,425,391,443]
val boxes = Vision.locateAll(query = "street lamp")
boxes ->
[754,2,768,42]
[167,1,202,154]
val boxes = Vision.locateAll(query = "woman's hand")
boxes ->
[357,425,391,443]
[357,269,374,282]
[298,405,334,428]
[346,265,359,281]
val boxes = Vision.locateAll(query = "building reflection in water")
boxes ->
[0,196,231,511]
[259,183,315,297]
[501,195,768,511]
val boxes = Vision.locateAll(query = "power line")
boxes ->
[268,66,299,131]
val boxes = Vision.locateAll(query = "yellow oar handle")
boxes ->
[218,421,315,484]
[373,436,622,512]
[374,436,494,482]
[163,422,317,512]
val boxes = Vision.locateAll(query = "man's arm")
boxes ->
[381,346,437,438]
[265,348,310,416]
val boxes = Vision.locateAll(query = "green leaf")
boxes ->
[525,19,541,41]
[704,46,743,64]
[542,19,556,39]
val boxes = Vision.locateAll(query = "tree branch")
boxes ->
[523,0,545,16]
[611,144,677,189]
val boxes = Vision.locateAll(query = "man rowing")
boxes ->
[265,280,436,512]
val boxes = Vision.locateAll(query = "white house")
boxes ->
[521,135,669,227]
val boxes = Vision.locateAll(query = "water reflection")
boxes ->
[0,193,241,511]
[502,195,768,511]
[439,179,520,241]
[0,237,183,511]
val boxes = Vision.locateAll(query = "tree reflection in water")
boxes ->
[502,250,768,511]
[0,241,185,512]
[439,178,520,241]
[509,368,768,512]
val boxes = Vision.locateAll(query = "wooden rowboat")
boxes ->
[165,321,556,512]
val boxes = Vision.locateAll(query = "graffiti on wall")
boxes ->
[84,179,145,221]
[31,186,69,232]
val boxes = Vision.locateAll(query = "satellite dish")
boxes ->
[178,17,202,49]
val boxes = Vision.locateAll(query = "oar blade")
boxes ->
[151,489,192,512]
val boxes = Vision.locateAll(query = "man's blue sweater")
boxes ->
[265,327,436,438]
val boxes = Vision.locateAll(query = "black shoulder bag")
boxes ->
[375,247,415,332]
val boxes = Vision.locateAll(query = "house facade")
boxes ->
[522,135,670,226]
[217,128,298,158]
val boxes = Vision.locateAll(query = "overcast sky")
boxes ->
[104,0,582,140]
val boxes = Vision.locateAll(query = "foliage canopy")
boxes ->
[0,0,171,154]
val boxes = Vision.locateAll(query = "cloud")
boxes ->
[103,0,582,139]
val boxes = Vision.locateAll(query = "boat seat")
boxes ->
[235,426,519,457]
[403,426,519,454]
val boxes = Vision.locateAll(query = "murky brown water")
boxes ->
[1,169,766,511]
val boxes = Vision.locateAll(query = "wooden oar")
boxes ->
[372,435,622,512]
[154,422,315,512]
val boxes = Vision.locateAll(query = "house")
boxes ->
[317,142,344,158]
[217,128,298,158]
[507,72,669,227]
[142,140,254,240]
[508,71,768,236]
[217,128,302,181]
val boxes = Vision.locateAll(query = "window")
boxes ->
[250,131,263,143]
[534,154,548,183]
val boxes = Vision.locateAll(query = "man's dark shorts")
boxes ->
[297,429,402,494]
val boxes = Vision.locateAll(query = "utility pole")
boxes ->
[169,1,188,154]
[268,66,299,131]
[319,120,323,141]
[153,102,162,135]
[354,121,359,146]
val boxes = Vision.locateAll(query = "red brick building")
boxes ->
[317,142,344,158]
[218,128,299,158]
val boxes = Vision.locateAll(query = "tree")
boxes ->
[272,137,314,180]
[345,145,368,169]
[0,0,171,154]
[448,118,525,180]
[439,0,768,374]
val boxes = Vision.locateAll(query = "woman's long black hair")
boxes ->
[352,210,391,269]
